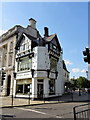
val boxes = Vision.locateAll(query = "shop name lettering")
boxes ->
[17,73,31,77]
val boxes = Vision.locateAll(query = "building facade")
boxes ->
[0,26,18,96]
[0,18,69,99]
[63,60,70,83]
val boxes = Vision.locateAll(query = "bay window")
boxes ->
[18,57,32,71]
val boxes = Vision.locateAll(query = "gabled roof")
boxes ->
[15,32,46,50]
[15,33,38,50]
[44,33,62,52]
[45,34,56,42]
[63,60,70,73]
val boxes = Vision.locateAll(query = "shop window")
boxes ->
[16,85,23,94]
[49,79,55,95]
[30,84,32,93]
[16,83,32,95]
[24,84,32,94]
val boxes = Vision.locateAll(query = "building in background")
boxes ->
[0,18,69,99]
[63,60,70,92]
[0,25,19,96]
[63,60,70,82]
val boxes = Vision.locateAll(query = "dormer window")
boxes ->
[19,42,31,52]
[50,43,58,53]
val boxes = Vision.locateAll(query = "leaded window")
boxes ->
[18,57,32,71]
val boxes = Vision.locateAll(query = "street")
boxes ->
[1,102,88,119]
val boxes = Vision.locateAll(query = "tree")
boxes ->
[70,76,89,89]
[70,78,78,90]
[77,76,88,88]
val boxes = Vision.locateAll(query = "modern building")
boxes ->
[0,18,69,99]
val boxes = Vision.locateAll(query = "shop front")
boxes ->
[16,78,32,95]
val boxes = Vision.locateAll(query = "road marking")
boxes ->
[15,107,62,118]
[16,107,46,115]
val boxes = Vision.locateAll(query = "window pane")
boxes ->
[16,85,23,93]
[24,84,32,94]
[49,79,55,95]
[24,84,30,94]
[18,57,32,71]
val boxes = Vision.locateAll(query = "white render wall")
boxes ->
[32,78,37,98]
[44,78,49,97]
[32,46,50,70]
[56,53,64,95]
[15,46,65,98]
[33,46,64,96]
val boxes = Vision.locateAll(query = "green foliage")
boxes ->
[70,76,89,89]
[77,76,87,88]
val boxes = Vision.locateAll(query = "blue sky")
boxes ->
[1,2,88,78]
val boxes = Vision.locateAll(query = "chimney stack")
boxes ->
[44,27,49,37]
[29,18,36,29]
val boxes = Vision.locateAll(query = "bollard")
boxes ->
[28,93,30,105]
[11,94,13,106]
[43,94,45,104]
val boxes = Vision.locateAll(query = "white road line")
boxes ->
[16,107,46,115]
[15,107,62,118]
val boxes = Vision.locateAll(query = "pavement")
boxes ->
[0,91,90,119]
[0,91,90,108]
[0,96,45,108]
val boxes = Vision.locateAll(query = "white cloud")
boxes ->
[72,68,86,73]
[64,60,73,65]
[72,68,80,73]
[0,30,7,36]
[81,69,86,73]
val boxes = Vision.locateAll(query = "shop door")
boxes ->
[37,84,43,99]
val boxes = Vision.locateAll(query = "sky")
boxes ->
[0,2,88,79]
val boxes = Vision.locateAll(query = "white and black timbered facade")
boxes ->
[0,18,69,98]
[13,18,69,99]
